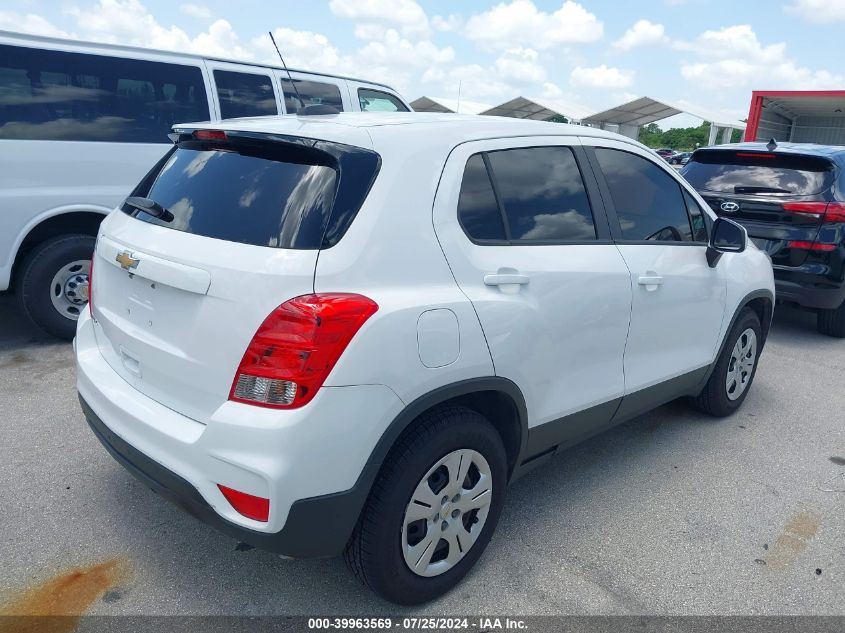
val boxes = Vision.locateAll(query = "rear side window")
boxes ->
[595,148,692,242]
[458,155,506,241]
[488,146,597,242]
[358,88,409,112]
[125,138,380,250]
[0,44,209,142]
[682,150,836,196]
[213,71,277,119]
[280,78,344,114]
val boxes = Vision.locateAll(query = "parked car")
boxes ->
[655,147,675,159]
[669,151,693,165]
[76,113,774,605]
[0,30,410,340]
[681,142,845,337]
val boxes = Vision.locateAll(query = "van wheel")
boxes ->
[344,406,507,605]
[16,235,95,340]
[817,300,845,338]
[693,308,762,417]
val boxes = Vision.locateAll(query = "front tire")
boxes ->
[15,235,95,340]
[817,299,845,338]
[693,308,762,417]
[344,406,507,605]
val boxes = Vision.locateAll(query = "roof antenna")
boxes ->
[269,30,304,113]
[456,80,462,114]
[766,137,778,151]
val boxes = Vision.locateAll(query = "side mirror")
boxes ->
[707,217,747,267]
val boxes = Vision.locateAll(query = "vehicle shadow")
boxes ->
[0,292,59,352]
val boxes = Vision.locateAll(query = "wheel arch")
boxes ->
[9,206,108,290]
[366,378,529,483]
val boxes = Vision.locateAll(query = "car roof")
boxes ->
[697,141,845,160]
[0,29,398,91]
[176,112,642,152]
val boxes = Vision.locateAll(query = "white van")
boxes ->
[0,30,411,339]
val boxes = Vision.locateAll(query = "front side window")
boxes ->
[280,78,344,114]
[0,44,209,142]
[595,148,693,242]
[487,146,597,242]
[358,88,409,112]
[213,70,277,119]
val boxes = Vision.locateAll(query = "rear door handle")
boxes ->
[637,274,664,287]
[484,273,530,286]
[484,273,529,295]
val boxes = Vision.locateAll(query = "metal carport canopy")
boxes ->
[480,96,594,122]
[582,96,746,130]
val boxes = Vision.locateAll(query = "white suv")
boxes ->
[76,113,774,604]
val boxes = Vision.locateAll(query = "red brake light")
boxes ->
[229,293,378,409]
[783,201,845,223]
[788,240,836,252]
[217,484,269,522]
[736,152,776,159]
[193,129,227,141]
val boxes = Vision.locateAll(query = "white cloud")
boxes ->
[328,0,429,36]
[0,11,71,38]
[493,48,546,82]
[179,4,212,19]
[570,65,634,89]
[612,20,667,50]
[432,14,463,32]
[677,24,843,89]
[251,27,341,71]
[465,0,603,50]
[422,64,514,100]
[785,0,845,22]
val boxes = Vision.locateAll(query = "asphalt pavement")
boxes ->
[0,292,843,616]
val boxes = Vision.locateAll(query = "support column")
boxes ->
[708,123,719,146]
[721,126,733,144]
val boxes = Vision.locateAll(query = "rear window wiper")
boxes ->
[124,196,174,222]
[734,186,793,194]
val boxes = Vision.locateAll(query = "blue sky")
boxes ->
[2,0,843,127]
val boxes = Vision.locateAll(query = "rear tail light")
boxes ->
[783,201,845,223]
[736,152,776,159]
[788,240,837,252]
[229,293,378,409]
[217,484,269,522]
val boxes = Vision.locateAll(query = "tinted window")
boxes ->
[358,88,409,112]
[595,148,692,242]
[458,154,506,241]
[129,142,336,249]
[681,150,835,196]
[683,189,708,242]
[487,146,596,241]
[0,44,208,142]
[280,78,344,113]
[213,70,276,119]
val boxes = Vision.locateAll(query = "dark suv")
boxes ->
[681,142,845,337]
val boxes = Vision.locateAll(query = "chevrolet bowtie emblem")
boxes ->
[115,250,140,270]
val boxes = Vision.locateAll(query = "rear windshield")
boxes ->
[682,150,836,196]
[124,137,379,249]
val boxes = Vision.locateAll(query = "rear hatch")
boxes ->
[91,129,379,422]
[681,149,837,266]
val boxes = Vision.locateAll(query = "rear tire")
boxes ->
[817,300,845,338]
[693,308,762,417]
[15,234,95,340]
[344,406,507,605]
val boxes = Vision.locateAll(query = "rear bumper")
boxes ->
[774,275,845,310]
[75,309,404,557]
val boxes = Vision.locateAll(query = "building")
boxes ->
[745,90,845,144]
